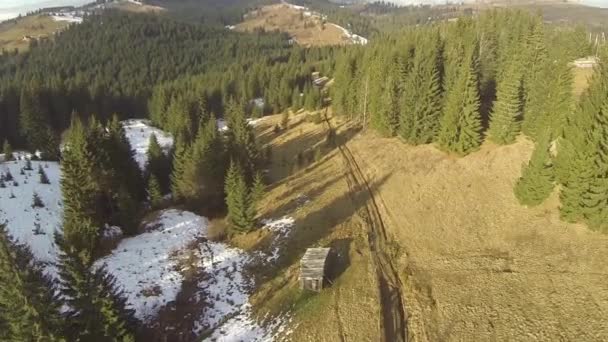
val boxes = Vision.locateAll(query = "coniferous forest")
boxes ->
[1,1,608,340]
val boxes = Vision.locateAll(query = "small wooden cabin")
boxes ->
[299,247,330,292]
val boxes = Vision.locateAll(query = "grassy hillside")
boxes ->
[0,15,70,53]
[250,99,608,340]
[236,4,358,47]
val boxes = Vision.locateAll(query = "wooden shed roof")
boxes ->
[300,247,330,279]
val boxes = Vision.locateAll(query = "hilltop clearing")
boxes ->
[235,3,367,47]
[0,14,70,53]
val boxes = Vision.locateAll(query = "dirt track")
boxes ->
[327,116,408,342]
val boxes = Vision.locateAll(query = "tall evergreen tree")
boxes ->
[225,161,255,233]
[514,135,555,206]
[56,235,136,341]
[147,174,163,208]
[437,51,482,155]
[225,101,259,183]
[399,31,443,144]
[0,225,64,341]
[170,136,190,201]
[2,139,12,161]
[487,63,523,145]
[61,117,102,258]
[146,133,170,193]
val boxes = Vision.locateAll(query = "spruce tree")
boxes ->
[399,31,443,144]
[225,161,255,233]
[251,171,265,207]
[146,133,169,193]
[39,165,50,184]
[487,63,523,145]
[2,139,12,161]
[514,136,555,206]
[61,117,102,258]
[56,234,136,341]
[170,136,190,201]
[437,51,482,155]
[0,225,64,341]
[147,174,163,208]
[226,101,259,183]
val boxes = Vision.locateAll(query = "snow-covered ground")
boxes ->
[194,214,293,341]
[0,157,62,278]
[94,209,206,322]
[51,14,83,23]
[260,217,295,263]
[122,119,174,170]
[217,117,267,132]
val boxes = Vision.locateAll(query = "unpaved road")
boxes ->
[327,116,408,342]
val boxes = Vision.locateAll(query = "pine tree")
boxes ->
[2,139,12,161]
[399,31,443,144]
[147,174,163,208]
[31,192,44,208]
[146,133,169,193]
[487,63,523,145]
[39,165,50,184]
[225,161,255,233]
[437,51,483,155]
[107,114,144,202]
[251,171,265,207]
[61,117,102,258]
[0,225,64,341]
[514,136,555,206]
[226,101,259,183]
[170,136,190,201]
[24,159,33,171]
[56,234,136,341]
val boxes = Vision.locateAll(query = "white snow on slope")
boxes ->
[183,214,292,340]
[52,14,83,23]
[122,119,174,170]
[217,117,267,132]
[195,237,292,341]
[0,159,62,278]
[261,216,295,263]
[95,209,207,322]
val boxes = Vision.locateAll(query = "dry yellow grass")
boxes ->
[347,133,608,341]
[235,4,352,47]
[247,113,382,341]
[0,15,69,53]
[251,110,608,341]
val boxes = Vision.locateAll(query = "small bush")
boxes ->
[4,170,13,182]
[31,192,44,208]
[208,219,228,242]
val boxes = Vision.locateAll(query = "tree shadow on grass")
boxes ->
[252,172,391,288]
[325,238,352,287]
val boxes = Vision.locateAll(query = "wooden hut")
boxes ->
[299,247,330,292]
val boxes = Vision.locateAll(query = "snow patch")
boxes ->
[52,15,83,23]
[122,119,174,170]
[95,209,207,322]
[194,228,292,340]
[260,217,295,263]
[0,159,62,278]
[217,117,267,132]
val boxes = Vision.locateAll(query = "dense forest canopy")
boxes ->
[0,10,333,151]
